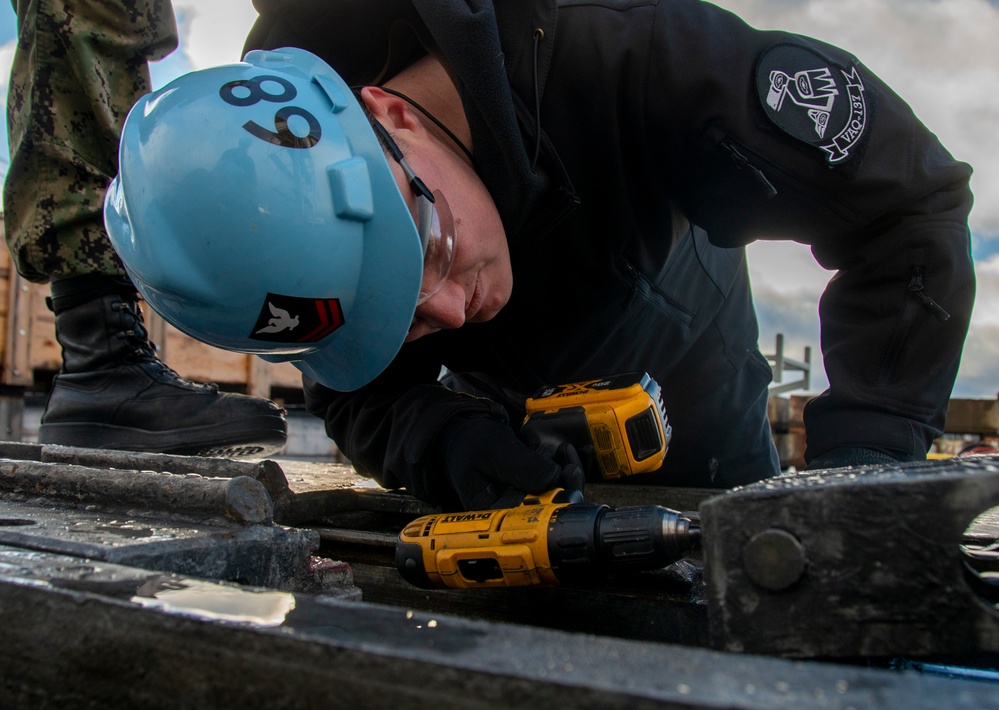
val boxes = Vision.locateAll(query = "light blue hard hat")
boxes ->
[104,47,423,391]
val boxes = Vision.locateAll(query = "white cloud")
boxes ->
[959,253,999,397]
[169,1,258,70]
[972,254,999,329]
[0,39,14,93]
[952,321,999,398]
[747,241,831,298]
[746,241,831,393]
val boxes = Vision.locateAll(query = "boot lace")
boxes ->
[112,299,219,391]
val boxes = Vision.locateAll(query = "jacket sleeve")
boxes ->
[303,339,509,500]
[644,1,975,461]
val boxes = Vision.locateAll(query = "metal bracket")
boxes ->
[701,454,999,658]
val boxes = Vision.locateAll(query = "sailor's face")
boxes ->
[393,132,513,342]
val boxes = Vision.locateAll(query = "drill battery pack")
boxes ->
[521,372,671,480]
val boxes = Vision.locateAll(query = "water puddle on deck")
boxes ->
[132,576,296,627]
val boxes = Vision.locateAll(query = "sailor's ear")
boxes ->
[358,86,426,137]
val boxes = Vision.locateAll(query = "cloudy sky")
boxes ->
[0,0,996,399]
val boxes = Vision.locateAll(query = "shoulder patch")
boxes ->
[756,44,871,165]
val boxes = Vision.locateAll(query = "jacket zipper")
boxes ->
[908,265,950,322]
[624,263,694,326]
[720,140,778,200]
[712,126,863,226]
[877,264,950,387]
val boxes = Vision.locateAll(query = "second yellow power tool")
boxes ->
[520,372,671,480]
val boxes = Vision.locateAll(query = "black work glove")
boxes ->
[804,446,902,471]
[430,417,585,511]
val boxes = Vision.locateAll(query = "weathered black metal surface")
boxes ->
[702,454,999,659]
[348,560,711,646]
[0,498,344,593]
[3,549,996,710]
[0,447,360,595]
[5,440,999,704]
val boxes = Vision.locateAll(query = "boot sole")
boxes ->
[38,414,288,460]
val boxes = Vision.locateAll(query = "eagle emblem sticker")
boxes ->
[249,293,344,344]
[756,44,871,164]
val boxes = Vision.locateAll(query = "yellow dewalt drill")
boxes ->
[520,372,671,480]
[396,489,699,590]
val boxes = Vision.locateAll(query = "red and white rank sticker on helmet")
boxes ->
[104,47,424,391]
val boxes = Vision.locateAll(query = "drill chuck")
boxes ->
[548,504,698,579]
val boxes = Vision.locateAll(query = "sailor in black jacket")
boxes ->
[240,0,975,509]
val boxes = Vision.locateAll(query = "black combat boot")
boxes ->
[38,275,287,458]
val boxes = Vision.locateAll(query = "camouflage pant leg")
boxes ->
[3,0,177,283]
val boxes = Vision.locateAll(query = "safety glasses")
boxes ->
[370,119,456,305]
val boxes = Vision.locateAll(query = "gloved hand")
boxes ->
[431,417,585,511]
[804,446,903,471]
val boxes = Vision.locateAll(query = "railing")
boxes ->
[766,333,811,396]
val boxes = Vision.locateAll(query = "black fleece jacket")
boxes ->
[246,0,975,494]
